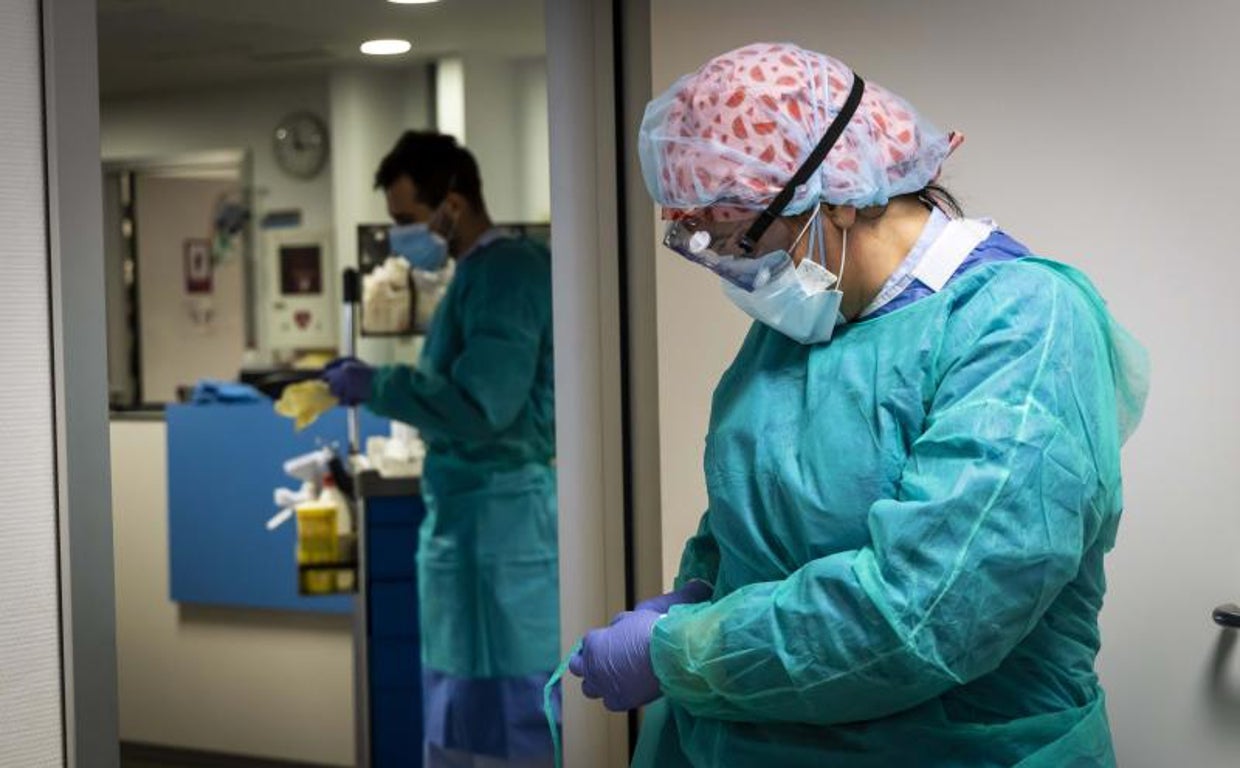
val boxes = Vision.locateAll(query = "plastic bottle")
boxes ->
[294,500,338,595]
[318,474,356,592]
[319,474,351,535]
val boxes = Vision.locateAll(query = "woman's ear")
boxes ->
[826,204,857,231]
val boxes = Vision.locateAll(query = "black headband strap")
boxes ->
[739,72,866,253]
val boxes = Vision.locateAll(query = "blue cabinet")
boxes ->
[358,480,425,767]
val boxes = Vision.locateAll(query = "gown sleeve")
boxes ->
[674,511,722,589]
[367,245,548,442]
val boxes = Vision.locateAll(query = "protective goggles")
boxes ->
[661,72,866,291]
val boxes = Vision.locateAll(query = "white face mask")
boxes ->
[722,205,847,344]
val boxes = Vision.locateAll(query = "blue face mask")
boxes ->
[722,205,847,345]
[389,222,449,271]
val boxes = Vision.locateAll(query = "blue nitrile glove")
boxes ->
[569,610,662,712]
[322,358,374,406]
[633,578,713,615]
[323,356,358,373]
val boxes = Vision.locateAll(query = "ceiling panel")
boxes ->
[98,0,545,97]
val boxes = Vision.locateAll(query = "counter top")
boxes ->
[109,407,166,422]
[354,469,421,498]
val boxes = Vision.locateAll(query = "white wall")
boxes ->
[102,76,335,364]
[463,55,524,223]
[436,58,467,146]
[110,421,354,765]
[438,55,552,224]
[516,58,552,223]
[328,65,433,365]
[648,1,1240,766]
[135,174,247,402]
[0,0,65,763]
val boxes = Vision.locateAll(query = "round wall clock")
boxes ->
[273,111,329,180]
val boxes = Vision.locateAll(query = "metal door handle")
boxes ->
[1213,603,1240,629]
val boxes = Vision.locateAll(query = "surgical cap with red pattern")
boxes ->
[640,43,962,215]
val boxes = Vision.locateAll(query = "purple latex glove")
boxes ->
[568,610,661,712]
[633,579,713,615]
[322,358,374,406]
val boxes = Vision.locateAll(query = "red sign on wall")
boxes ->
[184,238,213,294]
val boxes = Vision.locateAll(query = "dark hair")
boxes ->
[916,182,964,218]
[841,182,964,222]
[374,130,485,210]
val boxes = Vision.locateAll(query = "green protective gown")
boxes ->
[635,257,1148,767]
[366,235,558,681]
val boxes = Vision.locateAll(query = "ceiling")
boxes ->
[98,0,546,98]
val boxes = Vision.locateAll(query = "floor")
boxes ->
[120,743,342,768]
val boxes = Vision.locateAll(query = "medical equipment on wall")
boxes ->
[261,227,336,355]
[211,193,251,263]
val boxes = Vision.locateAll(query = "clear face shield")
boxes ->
[662,210,808,291]
[659,72,866,291]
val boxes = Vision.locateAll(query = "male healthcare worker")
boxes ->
[325,131,558,768]
[569,44,1149,767]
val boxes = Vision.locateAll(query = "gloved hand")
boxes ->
[322,358,374,406]
[568,610,662,712]
[323,356,358,373]
[633,579,713,615]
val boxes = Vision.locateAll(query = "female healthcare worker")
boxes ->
[569,44,1149,767]
[325,131,558,768]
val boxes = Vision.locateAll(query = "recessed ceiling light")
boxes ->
[388,0,441,4]
[360,39,413,56]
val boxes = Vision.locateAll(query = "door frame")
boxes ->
[42,0,120,764]
[101,151,252,407]
[546,0,660,763]
[100,152,250,411]
[49,0,663,764]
